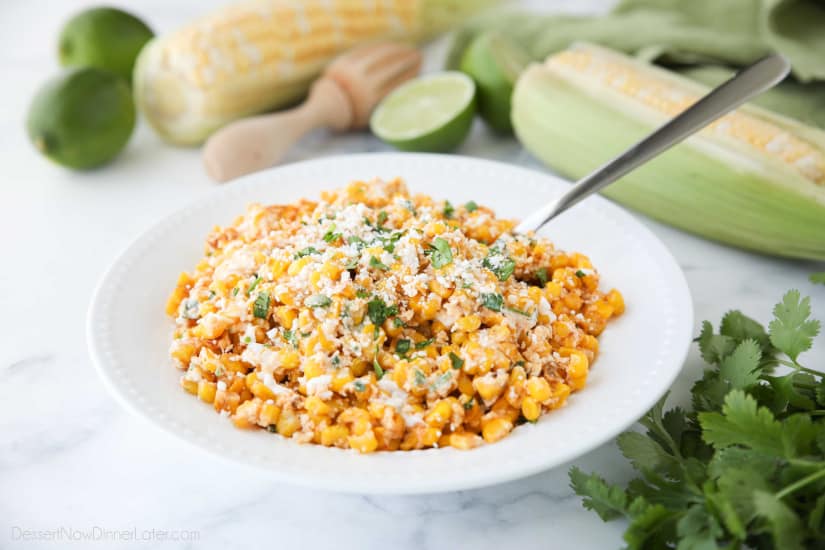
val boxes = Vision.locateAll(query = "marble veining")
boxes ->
[2,0,823,548]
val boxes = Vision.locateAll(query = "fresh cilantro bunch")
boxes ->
[570,290,825,549]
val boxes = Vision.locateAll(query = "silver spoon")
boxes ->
[514,54,791,234]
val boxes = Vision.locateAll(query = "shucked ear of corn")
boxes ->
[134,0,496,146]
[512,43,825,261]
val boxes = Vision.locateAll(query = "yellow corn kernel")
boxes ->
[278,349,300,369]
[351,360,369,377]
[553,320,571,339]
[287,256,311,275]
[249,380,273,400]
[568,350,590,380]
[592,300,614,319]
[275,306,297,329]
[481,417,513,443]
[455,314,481,332]
[424,400,452,428]
[521,396,541,422]
[321,425,349,447]
[339,407,371,436]
[607,289,625,315]
[305,395,331,418]
[181,377,198,395]
[303,357,326,380]
[259,402,281,426]
[170,342,197,365]
[448,432,483,450]
[330,368,354,392]
[457,372,475,396]
[473,374,506,403]
[429,279,452,299]
[525,377,552,402]
[197,380,217,404]
[276,409,301,437]
[563,292,583,310]
[232,399,260,429]
[544,281,563,299]
[348,430,379,453]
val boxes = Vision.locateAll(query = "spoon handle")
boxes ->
[514,54,791,234]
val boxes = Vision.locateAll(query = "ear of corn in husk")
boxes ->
[134,0,497,146]
[512,43,825,260]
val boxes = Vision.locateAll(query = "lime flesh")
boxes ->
[370,72,476,153]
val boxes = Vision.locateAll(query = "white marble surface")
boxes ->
[2,1,823,548]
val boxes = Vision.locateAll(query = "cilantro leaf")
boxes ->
[294,246,319,259]
[481,293,503,312]
[253,292,270,319]
[810,272,825,285]
[323,225,341,242]
[443,200,455,219]
[753,490,805,550]
[426,237,453,268]
[449,352,464,370]
[396,339,411,355]
[536,267,548,286]
[367,297,396,327]
[769,290,820,361]
[698,390,784,457]
[718,339,762,389]
[697,321,736,365]
[376,210,388,227]
[415,338,433,349]
[369,256,389,271]
[569,467,628,521]
[482,250,516,281]
[623,499,675,550]
[720,310,772,354]
[246,275,262,296]
[464,200,478,212]
[617,431,680,477]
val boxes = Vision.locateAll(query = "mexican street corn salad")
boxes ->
[166,179,624,452]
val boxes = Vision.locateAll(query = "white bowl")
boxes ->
[88,153,692,494]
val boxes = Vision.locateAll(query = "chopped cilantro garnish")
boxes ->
[396,339,411,355]
[449,352,464,370]
[356,288,370,299]
[414,369,426,386]
[393,318,406,328]
[481,293,504,312]
[305,294,332,308]
[331,355,340,366]
[344,256,359,269]
[379,231,403,253]
[354,380,366,392]
[443,200,455,218]
[536,268,549,286]
[465,200,478,212]
[483,250,516,281]
[323,225,341,243]
[415,338,434,349]
[232,287,240,296]
[214,365,224,377]
[283,330,298,347]
[294,247,319,259]
[402,199,416,214]
[246,276,261,295]
[575,269,586,278]
[369,256,389,271]
[266,425,278,433]
[463,397,475,410]
[514,360,526,367]
[367,297,397,327]
[347,235,366,249]
[377,210,388,227]
[461,281,474,289]
[253,292,270,318]
[208,290,216,299]
[426,237,453,268]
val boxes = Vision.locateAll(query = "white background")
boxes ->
[1,1,823,549]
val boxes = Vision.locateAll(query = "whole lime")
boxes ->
[27,67,136,169]
[58,7,154,83]
[460,31,530,134]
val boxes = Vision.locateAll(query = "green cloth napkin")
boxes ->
[447,0,825,127]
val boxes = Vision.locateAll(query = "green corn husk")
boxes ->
[512,43,825,260]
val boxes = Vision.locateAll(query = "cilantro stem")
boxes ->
[770,358,823,378]
[774,467,825,500]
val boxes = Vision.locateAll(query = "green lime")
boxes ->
[460,31,530,134]
[27,67,136,170]
[370,72,476,153]
[58,7,154,83]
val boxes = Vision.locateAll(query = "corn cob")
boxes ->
[134,0,495,145]
[512,43,825,261]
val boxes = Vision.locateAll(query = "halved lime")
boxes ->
[370,72,476,153]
